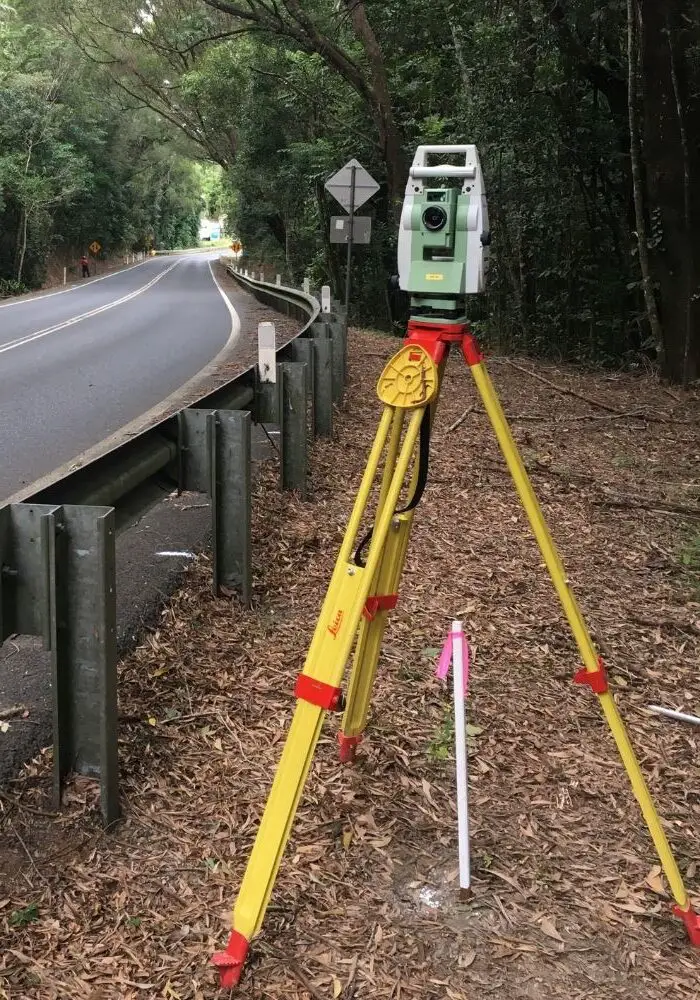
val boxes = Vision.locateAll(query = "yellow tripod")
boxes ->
[213,324,698,987]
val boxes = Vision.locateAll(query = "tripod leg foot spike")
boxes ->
[212,930,250,988]
[338,732,362,763]
[673,903,700,946]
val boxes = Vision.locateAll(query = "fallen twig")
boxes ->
[504,359,623,414]
[447,405,475,432]
[0,704,27,721]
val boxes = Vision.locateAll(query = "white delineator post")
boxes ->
[451,620,471,896]
[321,284,332,314]
[258,322,276,383]
[436,620,471,897]
[303,277,310,295]
[63,267,67,286]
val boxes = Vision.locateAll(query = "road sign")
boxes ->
[324,159,379,213]
[231,241,242,253]
[330,215,372,245]
[89,241,101,255]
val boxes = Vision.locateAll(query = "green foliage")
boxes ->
[10,902,39,927]
[680,532,700,571]
[0,276,28,297]
[428,713,455,762]
[0,1,206,287]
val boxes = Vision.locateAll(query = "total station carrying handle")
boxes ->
[408,144,478,181]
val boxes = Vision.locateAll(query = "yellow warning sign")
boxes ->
[89,241,101,255]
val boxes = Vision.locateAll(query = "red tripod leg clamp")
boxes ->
[461,334,484,366]
[338,732,363,762]
[573,657,608,695]
[363,593,398,622]
[212,930,250,988]
[673,903,700,946]
[295,674,344,711]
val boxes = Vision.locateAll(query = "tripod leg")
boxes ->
[463,342,694,924]
[213,405,427,987]
[339,360,446,761]
[338,505,415,761]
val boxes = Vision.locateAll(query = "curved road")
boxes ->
[0,254,237,502]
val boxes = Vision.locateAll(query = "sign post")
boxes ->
[89,240,101,277]
[324,158,379,320]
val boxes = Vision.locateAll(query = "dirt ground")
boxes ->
[1,328,699,1000]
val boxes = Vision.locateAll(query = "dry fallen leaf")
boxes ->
[539,916,564,943]
[645,865,666,895]
[459,949,476,968]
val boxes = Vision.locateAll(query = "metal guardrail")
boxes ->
[0,264,347,824]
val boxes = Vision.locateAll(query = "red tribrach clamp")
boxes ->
[673,903,700,947]
[363,593,398,622]
[295,674,343,711]
[211,930,250,988]
[573,656,608,695]
[461,334,484,367]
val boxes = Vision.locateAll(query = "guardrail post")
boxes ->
[328,319,347,393]
[290,338,315,437]
[278,363,308,497]
[309,329,333,438]
[276,274,282,286]
[0,503,120,826]
[51,505,119,825]
[207,411,252,604]
[312,320,343,404]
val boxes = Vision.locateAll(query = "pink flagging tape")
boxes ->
[435,626,470,694]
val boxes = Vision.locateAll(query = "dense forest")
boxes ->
[0,2,216,292]
[2,2,699,384]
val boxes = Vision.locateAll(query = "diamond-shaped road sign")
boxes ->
[324,158,379,213]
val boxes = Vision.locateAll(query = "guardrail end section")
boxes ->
[208,411,252,605]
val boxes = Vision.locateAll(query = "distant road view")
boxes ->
[0,253,236,502]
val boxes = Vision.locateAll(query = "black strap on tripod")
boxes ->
[353,407,431,568]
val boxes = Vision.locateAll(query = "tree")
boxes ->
[639,0,700,383]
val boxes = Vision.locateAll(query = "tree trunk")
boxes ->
[15,208,28,285]
[627,0,663,353]
[342,1,405,212]
[640,0,700,383]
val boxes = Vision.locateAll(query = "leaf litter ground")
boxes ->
[2,329,700,1000]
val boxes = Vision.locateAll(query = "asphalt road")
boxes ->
[0,254,237,502]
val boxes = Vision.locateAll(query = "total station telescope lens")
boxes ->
[422,206,448,232]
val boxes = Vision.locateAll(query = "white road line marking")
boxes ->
[0,256,152,310]
[0,259,183,356]
[207,258,241,347]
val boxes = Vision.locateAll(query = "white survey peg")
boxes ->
[257,322,276,383]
